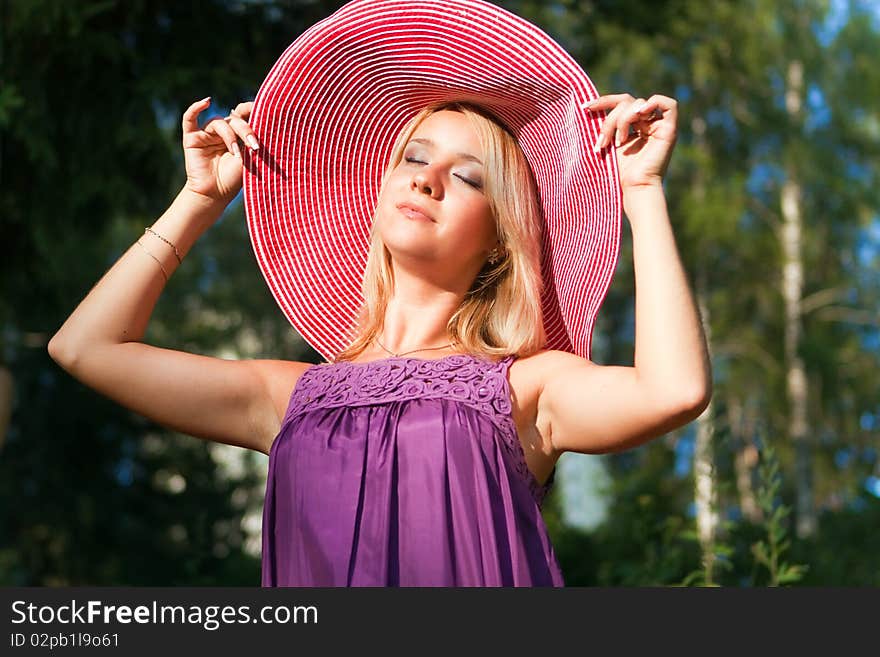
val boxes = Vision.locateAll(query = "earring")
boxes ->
[487,247,500,265]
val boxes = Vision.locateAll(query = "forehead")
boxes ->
[411,110,481,147]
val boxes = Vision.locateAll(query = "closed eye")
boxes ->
[404,157,482,190]
[455,174,482,189]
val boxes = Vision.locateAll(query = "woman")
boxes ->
[48,0,712,586]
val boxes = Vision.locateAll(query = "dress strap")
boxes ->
[496,354,517,373]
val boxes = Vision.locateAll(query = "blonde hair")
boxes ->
[334,101,546,363]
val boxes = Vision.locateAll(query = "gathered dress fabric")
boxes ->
[261,353,564,587]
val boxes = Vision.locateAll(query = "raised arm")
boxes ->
[538,93,712,455]
[48,98,296,454]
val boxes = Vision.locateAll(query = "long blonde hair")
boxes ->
[334,101,546,362]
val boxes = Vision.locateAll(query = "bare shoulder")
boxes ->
[508,348,593,394]
[507,348,596,435]
[246,358,316,455]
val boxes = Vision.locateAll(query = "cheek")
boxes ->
[472,204,496,240]
[374,180,401,213]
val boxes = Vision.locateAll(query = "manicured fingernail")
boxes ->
[593,134,604,153]
[246,135,260,151]
[199,96,211,104]
[232,142,241,158]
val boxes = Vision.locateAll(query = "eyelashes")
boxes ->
[403,156,483,189]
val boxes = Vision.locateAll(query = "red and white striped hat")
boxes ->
[243,0,621,362]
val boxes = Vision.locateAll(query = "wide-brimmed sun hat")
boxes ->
[242,0,621,362]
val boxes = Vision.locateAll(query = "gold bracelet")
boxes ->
[144,227,183,265]
[136,239,169,283]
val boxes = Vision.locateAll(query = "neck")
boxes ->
[377,265,470,355]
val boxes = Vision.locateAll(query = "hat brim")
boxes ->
[243,0,621,362]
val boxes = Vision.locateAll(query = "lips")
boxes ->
[396,202,434,222]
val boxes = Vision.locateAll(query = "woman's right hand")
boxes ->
[181,97,259,204]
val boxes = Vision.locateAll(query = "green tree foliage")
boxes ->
[749,440,809,585]
[0,0,339,585]
[536,0,880,584]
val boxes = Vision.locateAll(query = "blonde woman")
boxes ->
[49,0,711,586]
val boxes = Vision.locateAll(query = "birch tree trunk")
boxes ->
[693,280,719,582]
[690,114,719,581]
[780,58,816,538]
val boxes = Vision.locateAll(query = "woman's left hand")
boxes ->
[585,93,678,189]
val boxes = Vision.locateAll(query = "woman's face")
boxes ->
[374,110,497,282]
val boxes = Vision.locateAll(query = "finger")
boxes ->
[629,101,665,139]
[182,97,212,134]
[616,98,648,147]
[182,130,226,149]
[633,97,672,122]
[593,97,634,152]
[233,101,254,120]
[636,102,664,121]
[205,116,242,158]
[227,113,260,151]
[645,94,678,115]
[632,95,678,138]
[582,93,634,112]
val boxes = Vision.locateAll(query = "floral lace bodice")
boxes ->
[287,353,554,506]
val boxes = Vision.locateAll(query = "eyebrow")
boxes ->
[408,138,483,165]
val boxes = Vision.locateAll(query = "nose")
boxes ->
[411,167,441,198]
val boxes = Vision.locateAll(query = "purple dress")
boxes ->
[261,353,564,586]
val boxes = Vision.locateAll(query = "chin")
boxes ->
[376,215,429,251]
[383,239,438,264]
